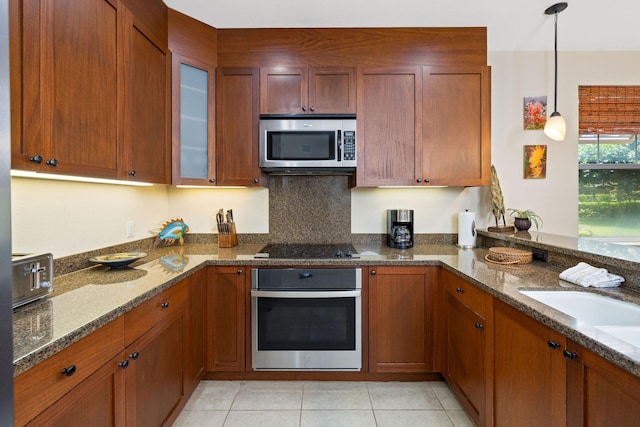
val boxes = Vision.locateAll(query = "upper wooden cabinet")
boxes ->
[169,10,217,186]
[121,9,171,184]
[12,0,121,178]
[356,68,423,186]
[260,67,356,115]
[423,66,491,186]
[356,66,490,187]
[216,68,265,186]
[11,0,170,183]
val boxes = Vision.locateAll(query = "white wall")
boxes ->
[489,50,640,237]
[11,50,640,256]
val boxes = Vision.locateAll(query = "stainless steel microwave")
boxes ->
[259,117,356,172]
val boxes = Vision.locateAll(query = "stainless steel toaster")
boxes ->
[12,253,54,309]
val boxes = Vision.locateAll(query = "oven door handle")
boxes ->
[251,290,361,298]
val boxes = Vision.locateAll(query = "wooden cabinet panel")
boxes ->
[124,278,188,345]
[216,68,264,186]
[14,0,120,178]
[260,67,308,114]
[309,68,356,114]
[445,271,486,318]
[368,266,434,372]
[185,268,207,395]
[493,299,566,427]
[445,294,486,425]
[356,68,422,186]
[207,266,247,371]
[14,317,124,427]
[423,66,491,186]
[125,309,185,426]
[566,339,640,427]
[121,12,170,184]
[25,353,126,427]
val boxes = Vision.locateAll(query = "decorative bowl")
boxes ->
[89,252,147,269]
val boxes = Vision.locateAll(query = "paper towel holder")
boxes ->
[457,210,477,249]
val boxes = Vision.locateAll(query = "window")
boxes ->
[578,86,640,240]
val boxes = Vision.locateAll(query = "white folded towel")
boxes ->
[559,262,625,288]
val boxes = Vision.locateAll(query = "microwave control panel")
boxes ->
[343,131,356,161]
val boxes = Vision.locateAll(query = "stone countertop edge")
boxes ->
[12,241,640,379]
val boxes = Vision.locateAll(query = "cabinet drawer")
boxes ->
[124,282,188,345]
[14,317,124,427]
[446,274,486,318]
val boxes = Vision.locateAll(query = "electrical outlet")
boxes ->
[126,221,135,238]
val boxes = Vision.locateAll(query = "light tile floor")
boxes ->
[173,381,476,427]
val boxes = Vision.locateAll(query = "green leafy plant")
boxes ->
[507,208,543,230]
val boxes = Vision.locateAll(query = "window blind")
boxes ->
[578,86,640,135]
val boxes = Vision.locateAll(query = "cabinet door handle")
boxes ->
[475,323,484,329]
[309,106,315,112]
[548,340,561,350]
[456,287,464,293]
[61,365,76,377]
[29,154,43,163]
[160,301,169,308]
[301,105,307,112]
[424,178,430,183]
[563,350,578,361]
[253,178,258,183]
[209,178,216,183]
[118,360,129,369]
[370,270,376,276]
[416,178,422,183]
[46,158,59,167]
[128,170,136,176]
[237,269,243,274]
[129,351,139,360]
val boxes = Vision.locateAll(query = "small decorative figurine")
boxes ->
[152,218,189,247]
[488,166,515,233]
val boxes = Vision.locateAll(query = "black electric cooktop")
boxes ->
[255,243,359,259]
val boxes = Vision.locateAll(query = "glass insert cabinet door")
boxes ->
[174,57,215,184]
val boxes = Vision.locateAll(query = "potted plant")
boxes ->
[507,208,543,231]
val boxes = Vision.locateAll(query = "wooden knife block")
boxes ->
[218,223,238,248]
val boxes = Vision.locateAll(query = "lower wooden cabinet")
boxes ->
[492,299,566,427]
[207,266,247,371]
[443,270,491,427]
[124,308,185,426]
[368,266,436,372]
[566,339,640,426]
[185,268,207,395]
[25,352,126,427]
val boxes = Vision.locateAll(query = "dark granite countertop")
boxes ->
[13,239,640,379]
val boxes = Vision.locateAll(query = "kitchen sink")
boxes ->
[520,291,640,326]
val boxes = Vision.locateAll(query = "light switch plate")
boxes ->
[126,221,135,238]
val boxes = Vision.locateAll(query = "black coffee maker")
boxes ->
[387,209,414,249]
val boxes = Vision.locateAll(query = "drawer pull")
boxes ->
[564,350,578,361]
[237,269,243,274]
[456,287,464,293]
[371,270,376,276]
[475,322,484,329]
[548,340,561,350]
[61,365,76,377]
[160,302,170,308]
[129,351,139,360]
[118,360,129,369]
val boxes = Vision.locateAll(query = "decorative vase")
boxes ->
[514,217,532,231]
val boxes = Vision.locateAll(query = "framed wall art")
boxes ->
[524,145,547,179]
[523,96,547,130]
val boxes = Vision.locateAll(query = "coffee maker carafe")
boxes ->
[387,209,414,249]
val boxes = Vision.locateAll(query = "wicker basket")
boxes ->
[485,247,533,265]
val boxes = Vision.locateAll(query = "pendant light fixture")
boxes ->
[544,2,568,141]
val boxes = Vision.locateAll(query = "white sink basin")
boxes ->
[520,291,640,326]
[596,326,640,348]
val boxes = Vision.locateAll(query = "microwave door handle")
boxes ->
[337,130,342,162]
[251,290,361,298]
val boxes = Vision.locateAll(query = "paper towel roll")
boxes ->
[458,211,476,248]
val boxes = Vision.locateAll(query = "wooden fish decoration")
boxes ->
[152,218,189,247]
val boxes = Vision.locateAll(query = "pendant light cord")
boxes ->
[553,13,558,113]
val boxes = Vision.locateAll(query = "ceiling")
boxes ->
[163,0,640,51]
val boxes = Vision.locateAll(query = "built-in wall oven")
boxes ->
[251,267,362,371]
